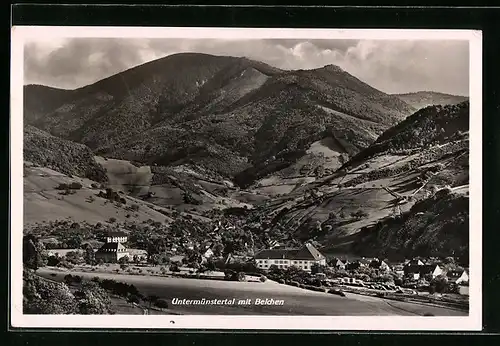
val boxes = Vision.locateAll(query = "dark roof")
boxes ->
[106,231,127,237]
[405,264,439,274]
[97,242,126,252]
[406,259,425,266]
[255,243,325,260]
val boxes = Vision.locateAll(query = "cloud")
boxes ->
[23,37,469,95]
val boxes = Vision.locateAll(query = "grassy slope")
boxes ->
[23,163,173,227]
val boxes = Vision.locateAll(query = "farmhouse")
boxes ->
[369,258,391,271]
[254,243,326,272]
[95,231,129,262]
[447,269,469,284]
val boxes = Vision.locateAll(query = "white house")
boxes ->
[203,248,214,259]
[95,231,129,262]
[447,270,469,284]
[95,242,129,262]
[254,243,327,272]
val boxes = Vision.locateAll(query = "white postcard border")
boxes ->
[10,26,483,331]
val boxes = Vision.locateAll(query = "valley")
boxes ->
[21,52,471,316]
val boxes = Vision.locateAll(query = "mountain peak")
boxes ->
[320,64,345,73]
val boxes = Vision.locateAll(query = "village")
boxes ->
[33,224,469,312]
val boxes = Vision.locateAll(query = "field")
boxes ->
[36,268,467,316]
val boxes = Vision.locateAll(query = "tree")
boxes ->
[150,254,161,266]
[118,256,130,265]
[66,234,83,249]
[127,294,141,304]
[84,244,95,265]
[74,281,113,314]
[23,235,47,271]
[23,269,77,314]
[310,263,325,275]
[146,238,167,262]
[146,295,159,308]
[133,255,140,264]
[65,251,84,265]
[213,243,224,257]
[47,255,61,267]
[430,275,449,294]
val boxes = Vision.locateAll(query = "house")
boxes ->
[95,242,130,263]
[330,258,346,270]
[254,243,327,272]
[447,270,469,284]
[369,258,391,271]
[404,262,443,280]
[95,231,129,263]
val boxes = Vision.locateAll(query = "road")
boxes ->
[37,268,467,316]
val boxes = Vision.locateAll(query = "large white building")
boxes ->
[95,231,129,263]
[254,243,326,272]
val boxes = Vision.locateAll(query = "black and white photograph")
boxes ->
[10,27,482,330]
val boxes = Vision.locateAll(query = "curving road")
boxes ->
[36,268,467,316]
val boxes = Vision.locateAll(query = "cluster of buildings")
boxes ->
[253,243,469,288]
[329,256,469,285]
[66,230,469,296]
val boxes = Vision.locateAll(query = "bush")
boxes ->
[170,264,180,272]
[127,294,141,304]
[155,299,169,310]
[259,275,267,282]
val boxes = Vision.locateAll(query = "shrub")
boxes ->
[155,299,169,310]
[130,204,140,212]
[69,182,83,190]
[259,275,267,282]
[108,217,117,224]
[55,183,69,190]
[127,294,141,304]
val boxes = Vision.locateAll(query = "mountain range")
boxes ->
[23,52,470,261]
[24,53,415,185]
[393,91,468,110]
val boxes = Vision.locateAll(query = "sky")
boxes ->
[23,38,470,96]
